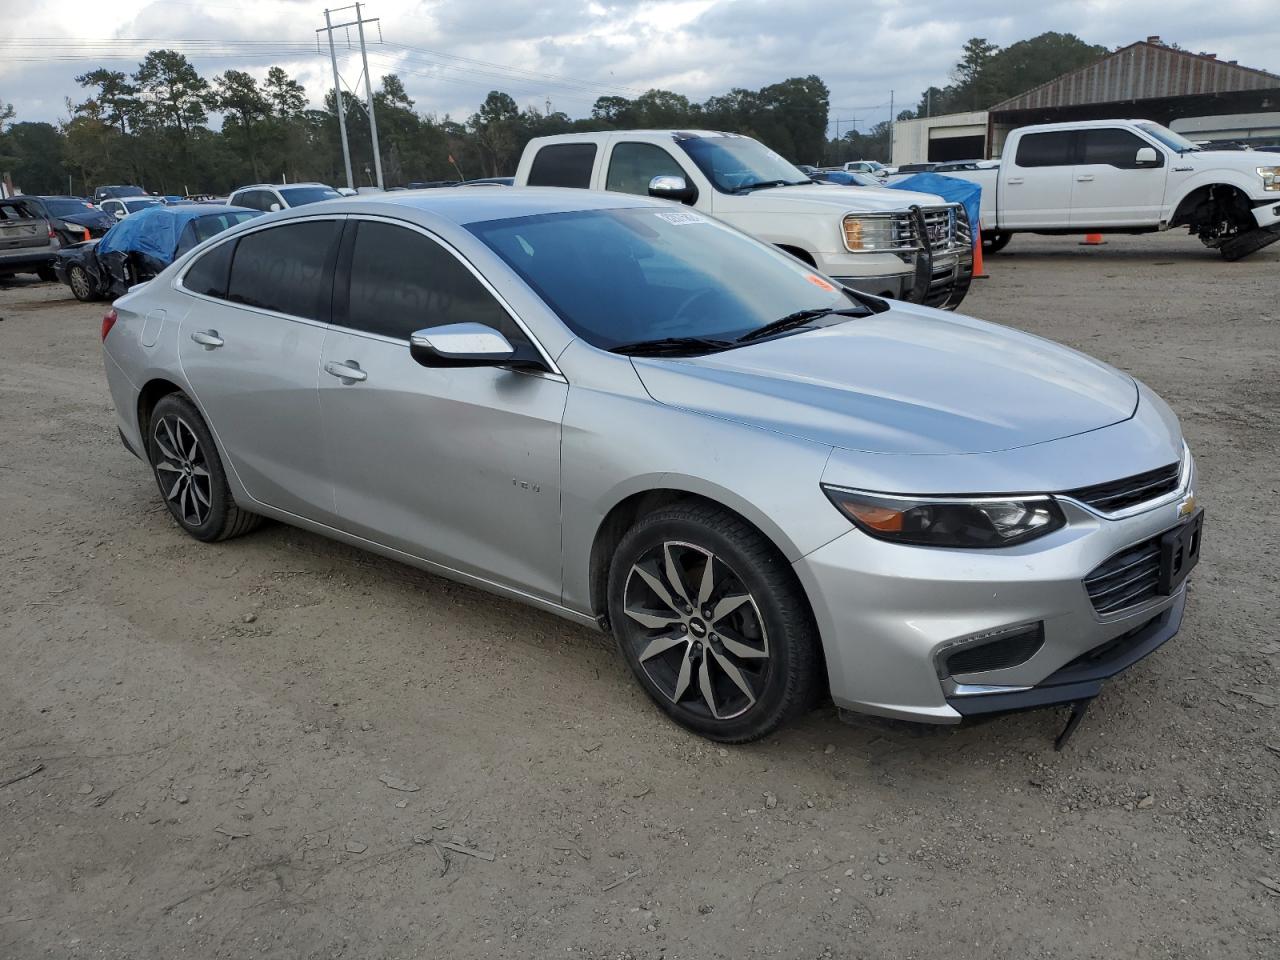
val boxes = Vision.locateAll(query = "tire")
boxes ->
[982,230,1012,254]
[607,501,821,742]
[146,393,262,542]
[68,265,101,302]
[36,265,57,283]
[1219,227,1280,262]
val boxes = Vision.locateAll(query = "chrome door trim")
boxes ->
[335,213,564,379]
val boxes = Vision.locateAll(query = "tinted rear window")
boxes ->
[184,240,235,298]
[527,143,597,188]
[1014,131,1076,167]
[226,221,339,319]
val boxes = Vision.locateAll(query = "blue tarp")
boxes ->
[887,173,981,240]
[96,204,251,265]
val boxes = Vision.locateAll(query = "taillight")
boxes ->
[101,309,118,341]
[48,224,56,238]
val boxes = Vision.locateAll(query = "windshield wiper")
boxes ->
[731,179,809,194]
[610,336,736,357]
[737,307,865,344]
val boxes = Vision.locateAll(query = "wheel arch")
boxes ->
[136,377,186,442]
[586,484,809,628]
[1169,182,1254,228]
[774,243,817,267]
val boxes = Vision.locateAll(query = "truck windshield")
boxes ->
[1136,123,1199,153]
[468,206,863,351]
[677,137,810,194]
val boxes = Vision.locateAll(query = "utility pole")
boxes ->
[354,2,383,189]
[888,90,895,164]
[320,8,354,189]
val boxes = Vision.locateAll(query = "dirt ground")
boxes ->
[1,231,1277,960]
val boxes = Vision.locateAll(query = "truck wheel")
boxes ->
[982,231,1012,254]
[1219,227,1280,262]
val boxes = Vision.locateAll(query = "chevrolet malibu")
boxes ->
[100,190,1203,742]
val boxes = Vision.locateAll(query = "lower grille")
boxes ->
[943,623,1044,676]
[1065,462,1181,514]
[1084,536,1162,615]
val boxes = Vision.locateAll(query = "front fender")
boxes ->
[1166,169,1270,222]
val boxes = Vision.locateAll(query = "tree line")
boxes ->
[0,32,1110,195]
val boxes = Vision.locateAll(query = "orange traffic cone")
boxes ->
[1080,233,1106,245]
[972,232,987,278]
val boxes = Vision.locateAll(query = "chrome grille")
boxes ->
[1083,535,1162,615]
[920,206,955,250]
[1065,462,1181,514]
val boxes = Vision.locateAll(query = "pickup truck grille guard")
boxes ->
[907,204,974,311]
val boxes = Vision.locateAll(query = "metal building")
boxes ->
[986,37,1280,155]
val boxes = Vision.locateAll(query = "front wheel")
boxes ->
[607,502,821,742]
[68,264,101,301]
[146,393,262,542]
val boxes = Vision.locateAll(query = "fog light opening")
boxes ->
[937,622,1045,680]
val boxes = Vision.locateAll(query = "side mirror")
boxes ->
[114,210,126,219]
[1134,146,1160,167]
[409,323,515,368]
[269,202,282,212]
[648,175,697,205]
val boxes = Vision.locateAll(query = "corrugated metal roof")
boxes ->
[990,42,1280,113]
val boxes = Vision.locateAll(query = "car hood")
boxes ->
[61,210,114,227]
[631,305,1138,456]
[731,183,947,214]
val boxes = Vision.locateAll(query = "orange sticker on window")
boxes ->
[805,274,836,292]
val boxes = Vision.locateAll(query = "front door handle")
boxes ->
[1075,175,1095,182]
[324,360,368,383]
[190,329,224,349]
[1005,177,1024,185]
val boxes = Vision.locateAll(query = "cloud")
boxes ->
[1,0,1274,130]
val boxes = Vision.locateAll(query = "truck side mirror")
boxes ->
[1134,146,1160,167]
[648,175,697,205]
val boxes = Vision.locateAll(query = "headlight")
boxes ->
[1258,166,1280,191]
[821,486,1066,548]
[842,213,912,252]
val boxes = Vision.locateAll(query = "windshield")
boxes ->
[677,137,809,193]
[1136,123,1198,153]
[45,198,94,217]
[468,206,860,350]
[280,185,342,206]
[124,198,163,212]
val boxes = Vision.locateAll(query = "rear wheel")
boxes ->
[982,230,1012,253]
[146,393,262,542]
[607,502,820,742]
[68,264,100,301]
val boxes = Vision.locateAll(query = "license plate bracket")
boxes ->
[1158,508,1203,595]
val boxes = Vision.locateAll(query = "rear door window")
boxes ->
[1014,131,1077,167]
[605,142,688,195]
[226,220,340,320]
[340,220,523,344]
[527,143,597,188]
[1080,129,1161,168]
[183,239,236,298]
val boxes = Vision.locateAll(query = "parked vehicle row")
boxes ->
[100,189,1202,743]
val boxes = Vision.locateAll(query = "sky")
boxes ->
[1,0,1277,136]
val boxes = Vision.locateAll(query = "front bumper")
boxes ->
[1251,198,1280,229]
[794,485,1199,724]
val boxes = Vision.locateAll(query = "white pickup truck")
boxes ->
[513,130,975,309]
[948,119,1280,260]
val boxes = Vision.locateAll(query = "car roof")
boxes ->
[265,186,671,226]
[1018,118,1157,133]
[232,183,332,192]
[531,129,743,143]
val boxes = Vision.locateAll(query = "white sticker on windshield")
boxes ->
[654,211,705,225]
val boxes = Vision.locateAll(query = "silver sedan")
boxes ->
[100,189,1202,742]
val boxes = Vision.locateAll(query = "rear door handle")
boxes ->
[324,360,367,383]
[1005,177,1024,185]
[1075,175,1095,182]
[190,330,224,349]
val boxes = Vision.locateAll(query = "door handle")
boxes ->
[324,360,367,383]
[190,330,224,349]
[1075,175,1095,182]
[1005,177,1024,185]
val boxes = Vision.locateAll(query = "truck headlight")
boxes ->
[1259,166,1280,191]
[842,213,911,252]
[822,486,1066,548]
